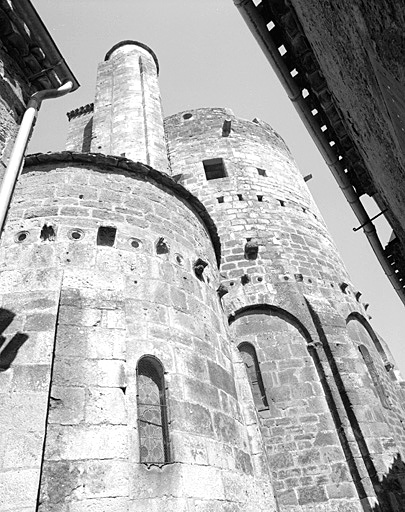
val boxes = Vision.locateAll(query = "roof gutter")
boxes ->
[9,0,79,91]
[234,0,405,304]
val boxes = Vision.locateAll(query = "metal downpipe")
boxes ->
[0,81,74,235]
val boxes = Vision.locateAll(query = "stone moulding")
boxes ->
[23,151,221,267]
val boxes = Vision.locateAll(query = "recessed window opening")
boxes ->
[267,20,275,30]
[183,112,193,120]
[311,108,318,116]
[237,194,243,201]
[137,357,170,463]
[217,196,224,203]
[358,346,391,409]
[290,68,298,77]
[97,226,116,247]
[329,141,335,146]
[156,237,169,255]
[279,200,285,206]
[40,224,56,242]
[238,342,268,410]
[257,168,266,177]
[257,195,263,202]
[321,125,327,132]
[203,158,227,180]
[302,89,309,98]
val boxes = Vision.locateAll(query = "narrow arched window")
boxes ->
[137,356,170,463]
[238,342,268,410]
[358,345,391,410]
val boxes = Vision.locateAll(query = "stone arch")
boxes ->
[136,355,170,464]
[346,311,389,364]
[229,304,353,511]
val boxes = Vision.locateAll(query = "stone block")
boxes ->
[129,463,183,499]
[24,313,56,332]
[181,464,225,500]
[0,468,39,510]
[170,432,208,465]
[53,358,126,388]
[0,392,48,431]
[48,386,85,425]
[207,360,237,398]
[297,485,328,505]
[170,399,214,436]
[85,387,126,425]
[213,411,239,445]
[11,364,51,392]
[2,430,44,469]
[44,425,128,461]
[83,460,129,498]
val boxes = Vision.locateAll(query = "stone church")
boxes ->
[1,3,405,512]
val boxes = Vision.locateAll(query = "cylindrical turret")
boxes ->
[165,108,352,305]
[90,41,168,171]
[0,152,275,511]
[165,108,405,511]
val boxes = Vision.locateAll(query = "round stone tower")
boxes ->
[0,45,276,511]
[2,41,405,512]
[165,108,405,511]
[90,41,168,171]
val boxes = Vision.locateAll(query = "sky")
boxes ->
[29,0,405,374]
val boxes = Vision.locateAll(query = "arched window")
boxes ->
[238,342,268,410]
[358,345,391,410]
[137,356,170,463]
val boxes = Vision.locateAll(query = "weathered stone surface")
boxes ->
[2,23,405,512]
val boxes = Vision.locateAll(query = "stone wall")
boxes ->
[165,107,405,510]
[0,152,276,511]
[90,42,168,172]
[278,0,405,249]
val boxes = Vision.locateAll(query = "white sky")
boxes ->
[30,0,405,373]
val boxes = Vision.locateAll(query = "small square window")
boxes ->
[257,168,267,177]
[203,158,227,180]
[97,226,116,247]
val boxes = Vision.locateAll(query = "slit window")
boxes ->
[238,342,268,410]
[358,345,391,409]
[137,357,170,463]
[203,158,227,180]
[97,226,116,247]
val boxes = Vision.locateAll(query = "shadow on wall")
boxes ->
[0,308,29,371]
[373,454,405,511]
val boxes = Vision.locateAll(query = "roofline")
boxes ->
[24,151,221,267]
[9,0,80,91]
[234,0,405,305]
